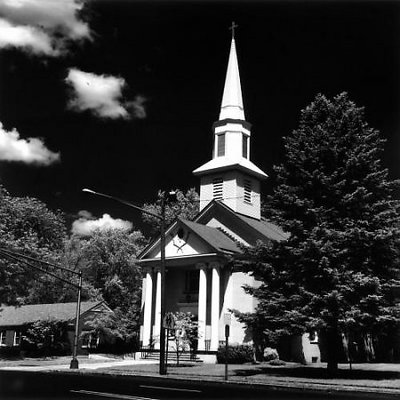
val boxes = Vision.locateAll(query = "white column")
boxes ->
[197,265,207,351]
[142,270,153,347]
[154,270,162,348]
[210,265,220,350]
[223,269,233,313]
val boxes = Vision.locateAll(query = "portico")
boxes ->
[140,245,236,352]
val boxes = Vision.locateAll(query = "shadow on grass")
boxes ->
[234,366,400,380]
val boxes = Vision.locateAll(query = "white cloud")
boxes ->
[71,213,133,236]
[127,95,147,119]
[0,121,60,165]
[0,18,56,56]
[0,0,90,56]
[66,68,140,119]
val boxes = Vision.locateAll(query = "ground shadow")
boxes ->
[234,366,400,380]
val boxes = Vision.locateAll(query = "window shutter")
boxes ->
[213,178,223,200]
[244,179,252,203]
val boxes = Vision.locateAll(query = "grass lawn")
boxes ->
[97,361,400,390]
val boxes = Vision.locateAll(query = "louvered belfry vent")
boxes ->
[213,178,223,200]
[244,179,252,203]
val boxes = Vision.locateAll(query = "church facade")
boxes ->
[138,35,320,364]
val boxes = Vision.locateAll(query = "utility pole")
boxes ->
[82,188,176,375]
[70,271,83,369]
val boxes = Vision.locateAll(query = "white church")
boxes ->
[138,33,320,364]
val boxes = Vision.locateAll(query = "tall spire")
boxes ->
[219,28,245,121]
[194,26,267,219]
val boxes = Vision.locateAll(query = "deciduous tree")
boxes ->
[141,188,199,234]
[0,185,68,304]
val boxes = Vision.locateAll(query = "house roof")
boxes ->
[0,301,109,327]
[179,218,241,254]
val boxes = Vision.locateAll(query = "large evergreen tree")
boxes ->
[239,93,400,372]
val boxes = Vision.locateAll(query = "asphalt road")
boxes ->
[0,370,397,400]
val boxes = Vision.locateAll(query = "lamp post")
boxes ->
[82,188,171,375]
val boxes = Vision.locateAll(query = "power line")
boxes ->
[0,248,80,289]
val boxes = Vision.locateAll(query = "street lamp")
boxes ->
[82,188,173,375]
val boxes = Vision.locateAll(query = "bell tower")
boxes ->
[193,27,267,220]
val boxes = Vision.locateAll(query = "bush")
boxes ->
[217,344,254,364]
[0,346,21,359]
[22,319,71,357]
[269,359,286,366]
[88,336,139,355]
[263,347,279,361]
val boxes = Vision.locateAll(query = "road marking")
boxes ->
[139,384,202,393]
[70,389,159,400]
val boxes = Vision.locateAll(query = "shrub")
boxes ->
[0,346,21,359]
[22,319,70,357]
[269,359,286,366]
[263,347,279,361]
[217,344,254,364]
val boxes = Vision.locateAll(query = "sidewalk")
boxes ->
[0,355,158,371]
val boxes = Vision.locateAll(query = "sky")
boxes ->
[0,0,399,235]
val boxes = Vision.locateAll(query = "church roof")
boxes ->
[195,200,288,244]
[179,218,241,254]
[0,301,111,327]
[235,213,289,241]
[192,156,268,179]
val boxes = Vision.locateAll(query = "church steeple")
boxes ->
[219,38,244,121]
[193,28,267,220]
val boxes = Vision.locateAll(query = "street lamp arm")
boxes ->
[82,188,163,220]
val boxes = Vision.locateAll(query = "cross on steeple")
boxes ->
[229,21,238,39]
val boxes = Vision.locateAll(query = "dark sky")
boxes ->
[0,0,399,231]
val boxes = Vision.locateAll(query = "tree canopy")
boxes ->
[238,93,400,371]
[0,185,67,305]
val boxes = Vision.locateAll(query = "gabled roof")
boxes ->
[195,200,288,243]
[0,301,111,327]
[179,218,241,254]
[138,200,288,262]
[235,213,289,241]
[138,217,241,261]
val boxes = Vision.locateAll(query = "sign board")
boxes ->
[224,313,232,326]
[163,313,176,330]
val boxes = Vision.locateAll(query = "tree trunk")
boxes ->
[326,325,341,375]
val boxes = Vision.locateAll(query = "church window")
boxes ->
[242,135,248,158]
[244,179,252,203]
[217,134,225,157]
[213,178,223,200]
